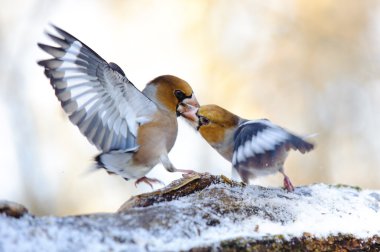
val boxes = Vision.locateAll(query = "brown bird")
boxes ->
[179,104,314,191]
[37,25,199,187]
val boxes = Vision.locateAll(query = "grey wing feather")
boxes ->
[38,25,157,152]
[232,120,314,168]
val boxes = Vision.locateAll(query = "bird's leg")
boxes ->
[283,176,294,192]
[237,167,251,185]
[160,154,197,176]
[134,177,164,189]
[279,168,294,192]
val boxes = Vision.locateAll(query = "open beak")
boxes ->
[177,102,199,129]
[179,105,198,122]
[176,93,200,121]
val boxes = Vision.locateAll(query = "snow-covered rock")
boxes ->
[0,174,379,251]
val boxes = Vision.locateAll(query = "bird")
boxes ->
[37,25,199,188]
[178,104,314,191]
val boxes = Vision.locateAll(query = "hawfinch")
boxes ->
[179,104,314,191]
[37,25,199,187]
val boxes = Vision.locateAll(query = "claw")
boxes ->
[135,177,164,189]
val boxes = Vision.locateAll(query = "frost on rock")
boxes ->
[0,174,379,251]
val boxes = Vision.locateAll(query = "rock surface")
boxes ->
[0,200,28,218]
[0,174,379,251]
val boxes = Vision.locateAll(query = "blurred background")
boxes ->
[1,0,380,216]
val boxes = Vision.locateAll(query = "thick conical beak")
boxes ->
[182,94,200,109]
[179,105,198,122]
[177,102,199,129]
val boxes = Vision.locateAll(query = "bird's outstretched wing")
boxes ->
[232,119,314,168]
[38,25,157,152]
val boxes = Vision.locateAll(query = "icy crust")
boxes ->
[0,182,380,251]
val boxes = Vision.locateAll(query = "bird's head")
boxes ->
[180,104,240,144]
[147,75,199,115]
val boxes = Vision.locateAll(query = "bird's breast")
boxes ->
[208,128,236,162]
[133,111,178,166]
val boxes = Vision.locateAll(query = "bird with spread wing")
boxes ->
[38,25,199,187]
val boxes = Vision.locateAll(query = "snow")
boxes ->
[0,183,379,251]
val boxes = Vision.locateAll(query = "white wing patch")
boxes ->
[243,140,254,158]
[233,122,290,165]
[61,41,82,60]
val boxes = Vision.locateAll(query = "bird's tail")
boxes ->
[94,146,139,179]
[288,134,315,154]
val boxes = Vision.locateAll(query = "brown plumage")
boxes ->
[150,75,195,112]
[197,105,240,147]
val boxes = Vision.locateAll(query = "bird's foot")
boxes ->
[283,175,294,192]
[135,176,164,189]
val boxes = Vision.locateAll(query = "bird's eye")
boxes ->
[174,90,186,101]
[199,116,210,126]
